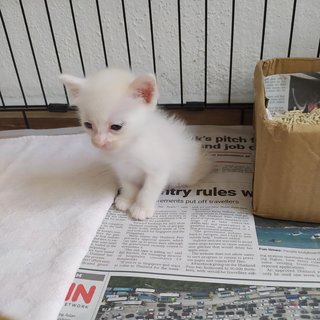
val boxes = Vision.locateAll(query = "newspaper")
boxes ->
[58,126,320,320]
[264,72,320,118]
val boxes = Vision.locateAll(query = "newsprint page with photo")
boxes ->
[264,72,320,117]
[58,126,320,320]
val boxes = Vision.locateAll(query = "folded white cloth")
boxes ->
[0,133,117,320]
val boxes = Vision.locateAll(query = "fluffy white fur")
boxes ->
[60,68,211,220]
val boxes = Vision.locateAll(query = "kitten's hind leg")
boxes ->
[130,174,168,220]
[115,180,139,212]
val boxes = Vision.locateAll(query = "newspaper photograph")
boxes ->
[58,126,320,320]
[59,272,320,320]
[264,72,320,118]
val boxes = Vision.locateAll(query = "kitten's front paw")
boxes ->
[130,203,154,220]
[115,196,133,212]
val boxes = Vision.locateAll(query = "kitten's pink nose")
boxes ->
[92,137,110,149]
[93,141,108,149]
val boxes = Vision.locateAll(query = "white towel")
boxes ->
[0,133,117,320]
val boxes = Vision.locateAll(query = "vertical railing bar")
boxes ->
[260,0,268,60]
[96,0,108,67]
[0,10,28,107]
[240,109,244,125]
[148,0,156,75]
[228,0,235,104]
[19,0,48,106]
[204,0,208,107]
[0,90,5,109]
[287,0,297,57]
[177,0,183,106]
[121,0,132,70]
[69,0,86,76]
[44,0,69,105]
[22,110,30,129]
[317,38,320,57]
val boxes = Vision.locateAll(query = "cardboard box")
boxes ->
[253,58,320,223]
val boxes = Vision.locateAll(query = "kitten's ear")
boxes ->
[59,74,85,99]
[128,74,158,106]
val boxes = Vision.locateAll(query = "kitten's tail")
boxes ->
[187,149,213,186]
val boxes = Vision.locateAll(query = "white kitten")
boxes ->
[60,68,211,220]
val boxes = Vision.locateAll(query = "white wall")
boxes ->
[0,0,319,107]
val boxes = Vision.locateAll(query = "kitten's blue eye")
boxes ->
[110,124,122,131]
[84,122,93,129]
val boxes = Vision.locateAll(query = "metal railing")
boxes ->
[0,0,319,128]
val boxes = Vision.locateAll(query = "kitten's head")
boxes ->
[60,68,158,152]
